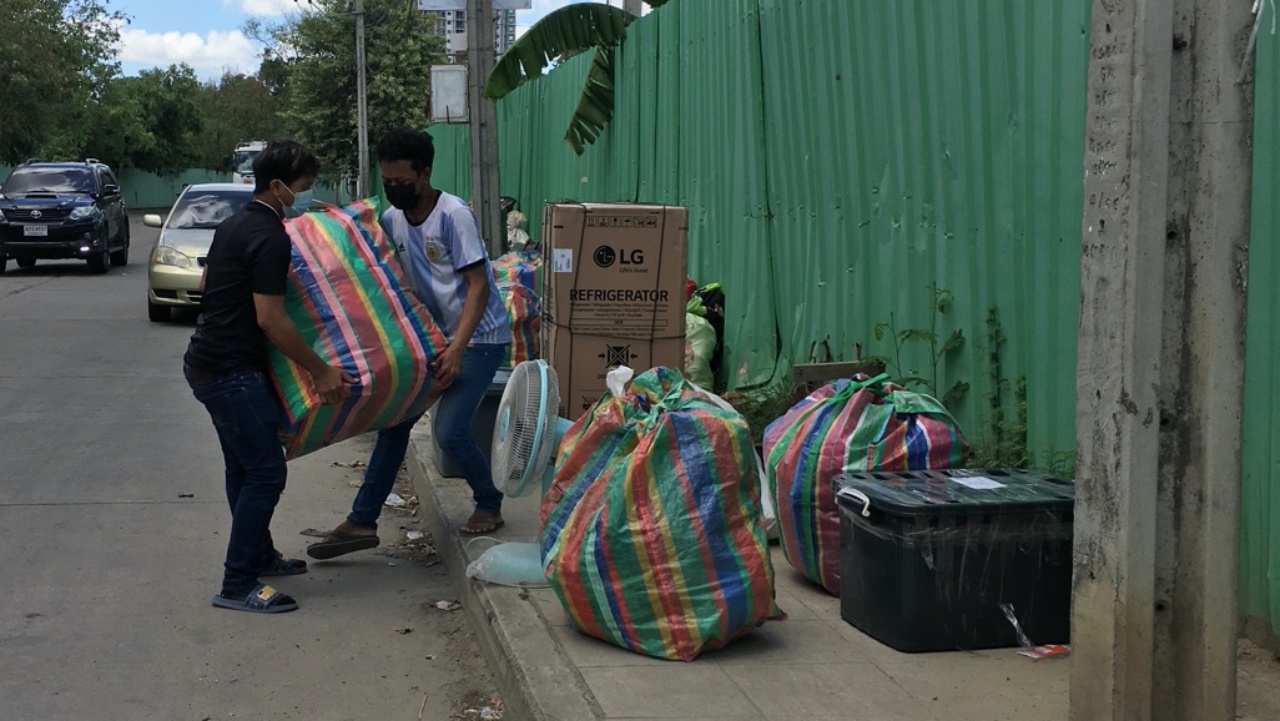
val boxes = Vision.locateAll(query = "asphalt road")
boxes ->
[0,215,500,721]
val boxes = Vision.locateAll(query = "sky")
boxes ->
[111,0,633,79]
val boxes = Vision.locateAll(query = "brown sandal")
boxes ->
[306,526,380,560]
[460,511,504,536]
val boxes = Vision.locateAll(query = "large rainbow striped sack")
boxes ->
[269,201,450,460]
[763,375,970,594]
[491,252,542,368]
[491,251,539,288]
[498,281,540,367]
[540,367,784,662]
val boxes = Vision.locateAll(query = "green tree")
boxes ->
[258,52,292,98]
[0,0,125,164]
[82,64,205,173]
[248,0,446,178]
[78,73,151,170]
[192,70,286,170]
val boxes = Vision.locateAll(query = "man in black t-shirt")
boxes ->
[184,140,354,615]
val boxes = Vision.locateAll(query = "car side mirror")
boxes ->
[143,214,164,228]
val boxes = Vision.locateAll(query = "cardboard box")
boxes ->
[542,203,688,420]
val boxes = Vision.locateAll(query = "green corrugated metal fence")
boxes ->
[0,166,356,209]
[1242,26,1280,652]
[0,165,226,209]
[753,0,1087,460]
[432,0,1280,650]
[428,124,471,201]
[429,0,1089,461]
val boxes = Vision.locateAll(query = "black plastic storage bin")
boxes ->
[433,368,512,478]
[834,469,1074,653]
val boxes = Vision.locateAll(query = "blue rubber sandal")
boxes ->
[261,551,308,577]
[211,584,299,614]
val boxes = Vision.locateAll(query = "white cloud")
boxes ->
[118,27,259,75]
[224,0,302,17]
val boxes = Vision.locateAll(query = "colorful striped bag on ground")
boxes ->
[763,375,970,594]
[491,251,539,288]
[540,367,784,662]
[498,282,540,367]
[492,252,542,367]
[269,200,450,460]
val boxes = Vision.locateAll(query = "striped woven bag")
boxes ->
[268,200,449,460]
[497,281,541,368]
[763,375,970,594]
[491,250,539,288]
[491,252,542,368]
[541,367,785,661]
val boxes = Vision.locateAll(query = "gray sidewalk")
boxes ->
[406,422,1280,721]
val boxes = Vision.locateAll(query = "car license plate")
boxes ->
[23,225,49,237]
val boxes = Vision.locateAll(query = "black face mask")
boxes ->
[385,183,422,211]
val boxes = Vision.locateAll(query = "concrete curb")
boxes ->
[407,431,603,721]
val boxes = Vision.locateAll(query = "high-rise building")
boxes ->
[432,9,518,60]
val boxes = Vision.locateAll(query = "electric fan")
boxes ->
[491,359,574,499]
[464,359,574,588]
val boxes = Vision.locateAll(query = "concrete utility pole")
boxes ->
[354,0,370,199]
[622,0,644,16]
[466,0,501,258]
[1073,0,1254,719]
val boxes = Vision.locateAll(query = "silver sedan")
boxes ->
[145,183,254,322]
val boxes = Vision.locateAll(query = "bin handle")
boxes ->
[837,487,872,518]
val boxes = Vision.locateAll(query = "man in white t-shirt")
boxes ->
[307,128,512,559]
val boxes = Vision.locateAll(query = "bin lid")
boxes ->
[833,469,1074,517]
[492,368,513,390]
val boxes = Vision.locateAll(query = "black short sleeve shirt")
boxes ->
[184,201,294,374]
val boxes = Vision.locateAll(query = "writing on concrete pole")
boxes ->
[1073,0,1253,719]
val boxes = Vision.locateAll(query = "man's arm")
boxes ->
[446,204,491,349]
[248,228,353,404]
[254,293,353,404]
[431,204,493,387]
[431,263,489,387]
[453,263,490,349]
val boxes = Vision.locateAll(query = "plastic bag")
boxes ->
[270,200,449,460]
[764,375,970,594]
[684,312,716,389]
[541,367,784,662]
[465,541,549,588]
[506,210,533,253]
[692,283,726,378]
[491,251,539,289]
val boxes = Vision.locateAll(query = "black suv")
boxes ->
[0,159,130,274]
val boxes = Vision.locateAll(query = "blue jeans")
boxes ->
[185,365,288,595]
[349,344,507,529]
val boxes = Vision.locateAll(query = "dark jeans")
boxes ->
[185,365,288,595]
[348,344,507,529]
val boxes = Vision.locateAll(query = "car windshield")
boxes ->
[233,150,259,176]
[168,189,252,229]
[2,168,95,195]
